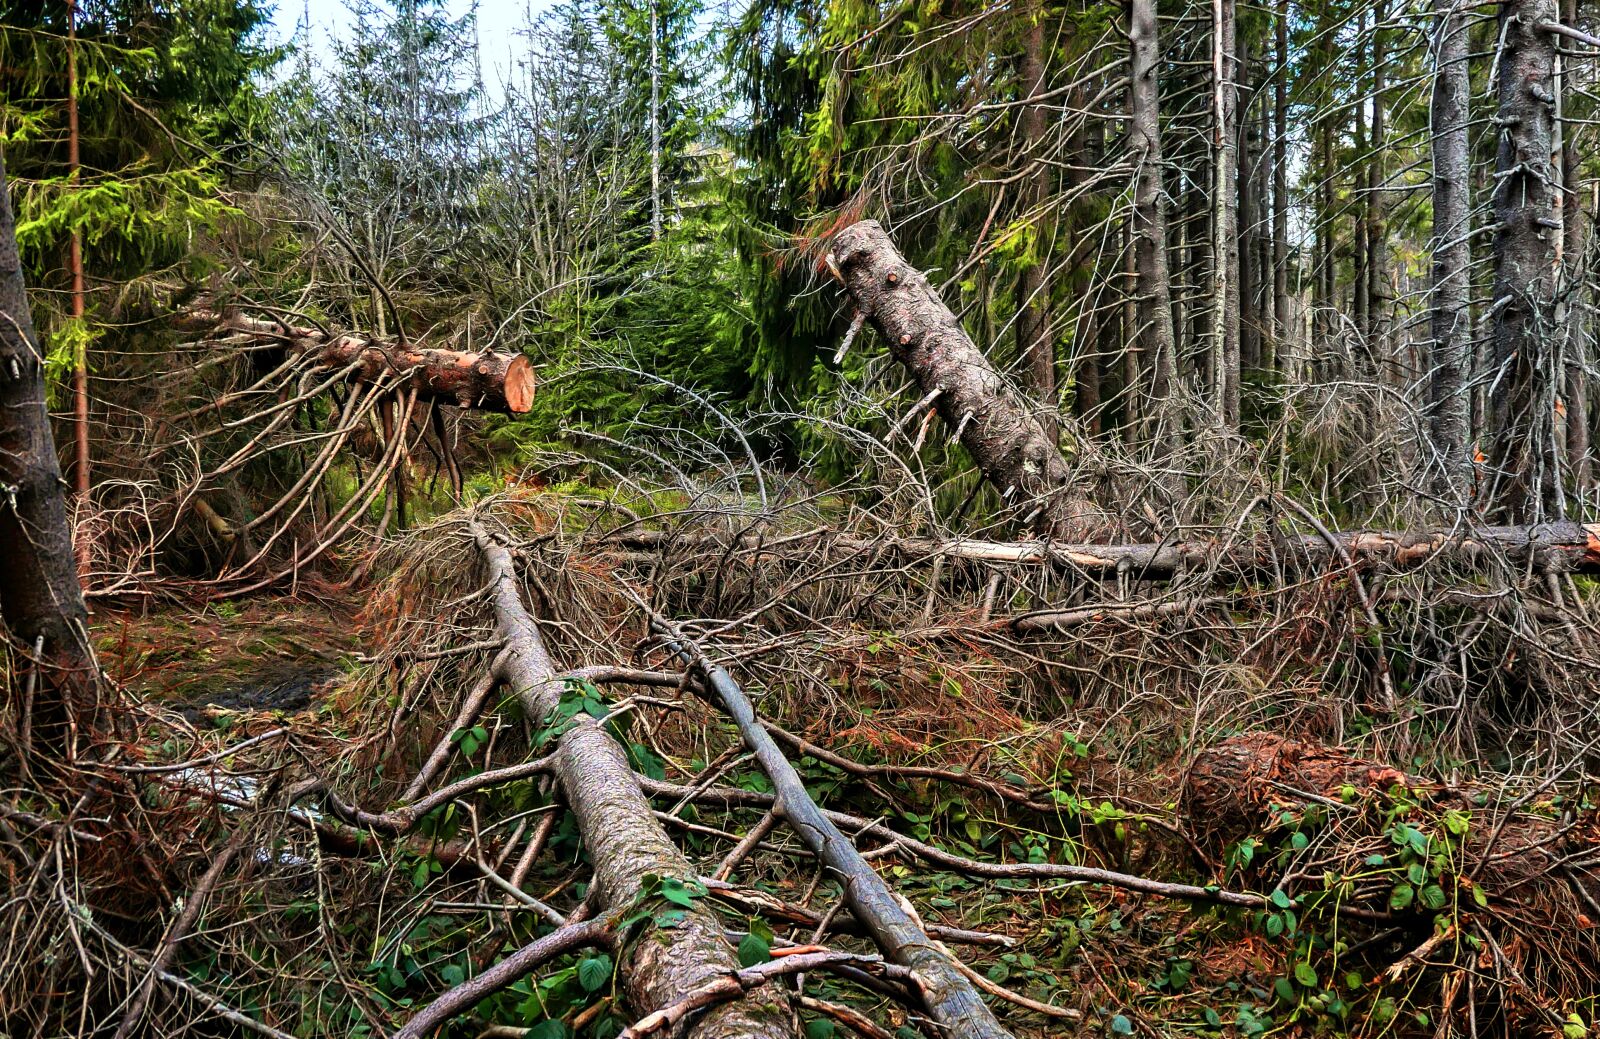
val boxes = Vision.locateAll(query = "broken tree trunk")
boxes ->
[607,520,1600,578]
[656,621,1017,1039]
[471,520,793,1039]
[0,150,99,756]
[827,220,1109,541]
[179,308,536,414]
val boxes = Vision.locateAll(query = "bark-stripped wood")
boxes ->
[828,220,1108,540]
[658,623,1017,1039]
[471,521,793,1039]
[0,151,98,753]
[609,521,1600,578]
[180,308,536,414]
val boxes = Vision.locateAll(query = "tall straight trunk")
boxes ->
[1273,0,1289,375]
[1122,219,1142,445]
[1561,0,1591,492]
[649,0,662,242]
[1488,0,1560,518]
[1353,31,1370,346]
[1239,40,1261,378]
[1129,0,1181,472]
[67,0,89,503]
[1429,0,1473,497]
[1212,0,1241,428]
[0,150,98,757]
[1017,2,1056,436]
[1368,0,1390,377]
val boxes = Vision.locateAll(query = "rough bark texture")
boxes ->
[1559,0,1591,493]
[1016,1,1055,435]
[829,220,1108,540]
[1488,0,1560,518]
[0,151,98,751]
[473,521,793,1039]
[1212,0,1241,429]
[1129,0,1181,469]
[667,634,1016,1039]
[182,309,536,414]
[1272,0,1289,374]
[1429,0,1473,496]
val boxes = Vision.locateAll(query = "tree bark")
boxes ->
[1429,0,1474,497]
[660,626,1016,1039]
[1560,0,1591,492]
[1272,0,1289,376]
[829,220,1109,539]
[1016,0,1056,437]
[1488,0,1560,519]
[610,520,1600,578]
[1368,0,1390,378]
[0,150,98,755]
[1212,0,1241,429]
[1128,0,1181,475]
[182,309,536,414]
[473,520,793,1039]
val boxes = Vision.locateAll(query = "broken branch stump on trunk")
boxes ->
[470,520,793,1039]
[178,308,535,414]
[827,220,1108,541]
[654,620,1018,1039]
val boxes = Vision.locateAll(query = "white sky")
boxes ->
[265,0,552,97]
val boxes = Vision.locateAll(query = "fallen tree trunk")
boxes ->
[655,621,1017,1039]
[178,308,535,414]
[827,220,1108,541]
[470,520,793,1039]
[609,520,1600,578]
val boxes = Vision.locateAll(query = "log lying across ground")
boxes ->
[610,520,1600,578]
[656,621,1016,1039]
[178,308,536,413]
[827,220,1108,541]
[469,520,793,1039]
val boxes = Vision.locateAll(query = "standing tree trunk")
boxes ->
[1560,0,1591,493]
[830,220,1109,539]
[66,0,89,505]
[1368,0,1390,379]
[1212,0,1241,429]
[1017,1,1057,438]
[1129,0,1182,481]
[1239,40,1261,380]
[1272,0,1289,377]
[0,150,98,757]
[1429,0,1474,497]
[1488,0,1560,518]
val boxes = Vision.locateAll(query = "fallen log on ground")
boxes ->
[608,519,1600,578]
[177,307,536,414]
[653,618,1017,1039]
[467,519,793,1039]
[827,220,1108,541]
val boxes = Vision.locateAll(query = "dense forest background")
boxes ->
[3,0,1600,1036]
